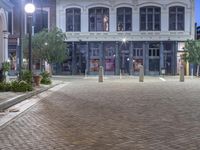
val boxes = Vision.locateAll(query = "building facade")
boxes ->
[56,0,195,75]
[0,0,13,67]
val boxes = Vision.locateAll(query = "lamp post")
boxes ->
[24,3,35,72]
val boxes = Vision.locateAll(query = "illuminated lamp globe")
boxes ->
[24,3,35,14]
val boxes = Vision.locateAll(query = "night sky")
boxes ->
[196,0,200,25]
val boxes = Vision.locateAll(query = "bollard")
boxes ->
[191,68,194,79]
[85,69,87,78]
[99,66,104,82]
[180,65,184,82]
[120,69,122,79]
[139,65,144,82]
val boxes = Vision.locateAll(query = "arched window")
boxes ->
[117,7,132,31]
[140,6,161,31]
[89,7,109,31]
[34,9,48,33]
[169,6,184,31]
[66,8,81,32]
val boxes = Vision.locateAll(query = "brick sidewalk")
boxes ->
[0,78,200,149]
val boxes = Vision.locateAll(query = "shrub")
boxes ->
[0,82,11,92]
[19,70,33,84]
[11,80,33,92]
[40,71,52,85]
[2,61,10,72]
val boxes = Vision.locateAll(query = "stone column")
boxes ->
[115,42,120,75]
[86,42,89,75]
[72,42,76,75]
[144,42,149,75]
[160,41,164,74]
[129,41,133,75]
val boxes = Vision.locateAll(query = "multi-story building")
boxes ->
[56,0,195,75]
[0,0,13,67]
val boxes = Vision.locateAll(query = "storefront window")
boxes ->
[120,43,130,74]
[89,43,101,72]
[133,42,143,72]
[149,43,160,72]
[104,42,115,72]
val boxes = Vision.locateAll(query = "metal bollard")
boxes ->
[180,65,184,82]
[139,65,144,82]
[99,66,104,82]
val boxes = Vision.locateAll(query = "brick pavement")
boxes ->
[0,78,200,149]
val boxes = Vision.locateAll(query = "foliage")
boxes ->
[23,27,68,65]
[183,40,200,76]
[1,61,10,72]
[19,70,33,84]
[0,82,12,92]
[0,69,5,82]
[0,81,32,92]
[11,80,33,92]
[40,71,52,85]
[183,40,200,64]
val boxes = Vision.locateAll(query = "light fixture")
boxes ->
[24,3,35,14]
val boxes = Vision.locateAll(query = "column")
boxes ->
[160,41,164,74]
[115,42,120,75]
[0,33,4,66]
[172,41,178,75]
[72,42,76,75]
[129,41,133,75]
[144,42,149,75]
[86,42,89,75]
[99,42,104,67]
[2,31,9,62]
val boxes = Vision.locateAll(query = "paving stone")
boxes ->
[0,78,200,149]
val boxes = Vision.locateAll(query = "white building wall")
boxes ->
[56,0,195,42]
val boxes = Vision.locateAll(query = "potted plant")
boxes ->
[33,74,42,86]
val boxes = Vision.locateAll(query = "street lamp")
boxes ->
[24,3,35,72]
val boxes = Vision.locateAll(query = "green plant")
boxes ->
[11,80,33,92]
[0,82,11,92]
[40,71,52,85]
[19,70,33,84]
[2,61,10,72]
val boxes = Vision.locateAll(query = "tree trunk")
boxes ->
[197,65,200,77]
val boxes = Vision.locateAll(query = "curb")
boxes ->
[0,83,60,112]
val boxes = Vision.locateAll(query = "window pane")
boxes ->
[89,7,109,31]
[149,59,160,71]
[66,8,80,32]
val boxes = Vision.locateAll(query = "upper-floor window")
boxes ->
[89,7,109,31]
[66,8,81,32]
[169,6,185,31]
[27,9,49,34]
[140,6,161,31]
[117,7,132,31]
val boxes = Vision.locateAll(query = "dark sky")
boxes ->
[196,0,200,25]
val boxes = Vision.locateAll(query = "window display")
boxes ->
[90,59,99,72]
